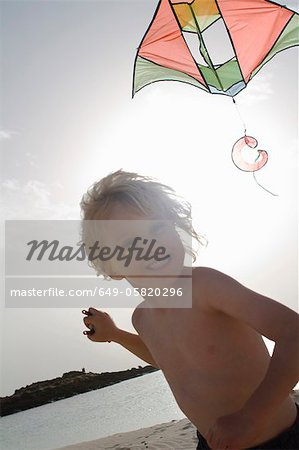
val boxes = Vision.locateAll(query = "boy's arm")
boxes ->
[197,267,299,418]
[83,307,160,369]
[113,329,160,369]
[194,268,299,449]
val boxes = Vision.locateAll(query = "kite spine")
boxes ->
[188,4,224,92]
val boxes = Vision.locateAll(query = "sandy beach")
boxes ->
[56,418,198,450]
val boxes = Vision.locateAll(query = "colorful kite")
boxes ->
[133,0,298,189]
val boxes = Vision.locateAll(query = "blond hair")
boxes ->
[80,170,206,277]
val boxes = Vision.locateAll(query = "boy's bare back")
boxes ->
[131,267,298,448]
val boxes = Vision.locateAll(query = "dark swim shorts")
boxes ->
[196,403,299,449]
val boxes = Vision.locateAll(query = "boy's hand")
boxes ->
[82,307,119,343]
[206,408,266,450]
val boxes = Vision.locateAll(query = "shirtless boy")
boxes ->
[80,170,299,450]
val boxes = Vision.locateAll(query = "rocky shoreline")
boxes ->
[0,365,158,417]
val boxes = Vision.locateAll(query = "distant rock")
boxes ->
[0,366,159,417]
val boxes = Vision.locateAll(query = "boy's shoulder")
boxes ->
[191,266,248,313]
[192,267,298,342]
[192,266,227,291]
[192,266,222,279]
[191,266,225,311]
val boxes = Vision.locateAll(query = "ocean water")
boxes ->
[0,371,186,450]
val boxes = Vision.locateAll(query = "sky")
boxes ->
[0,0,298,396]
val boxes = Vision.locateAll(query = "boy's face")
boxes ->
[101,202,186,287]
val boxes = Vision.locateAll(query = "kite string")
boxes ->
[252,172,279,197]
[232,97,246,135]
[232,97,278,197]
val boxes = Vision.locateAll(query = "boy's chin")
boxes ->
[109,274,124,280]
